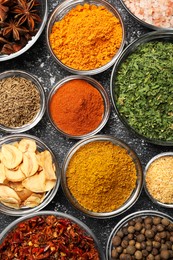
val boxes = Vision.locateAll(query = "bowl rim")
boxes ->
[144,152,173,208]
[61,134,143,219]
[0,210,106,260]
[46,0,126,75]
[110,30,173,146]
[0,133,61,216]
[106,209,173,260]
[47,75,110,139]
[0,70,46,133]
[0,0,48,62]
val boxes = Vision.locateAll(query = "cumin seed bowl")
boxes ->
[61,135,143,219]
[0,134,61,216]
[0,211,105,259]
[111,30,173,146]
[0,0,48,62]
[0,70,46,133]
[46,0,125,75]
[144,152,173,208]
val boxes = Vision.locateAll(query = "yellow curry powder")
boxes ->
[50,4,123,70]
[66,141,137,213]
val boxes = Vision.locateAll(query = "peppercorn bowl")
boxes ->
[0,210,106,259]
[111,30,173,146]
[0,0,48,61]
[47,75,110,139]
[0,134,61,216]
[0,70,46,133]
[144,152,173,208]
[46,0,125,75]
[106,210,173,260]
[61,135,143,219]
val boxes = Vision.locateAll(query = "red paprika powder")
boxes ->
[49,79,105,136]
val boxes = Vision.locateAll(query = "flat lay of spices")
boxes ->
[0,215,100,259]
[111,215,173,259]
[145,155,173,204]
[49,3,123,70]
[123,0,173,28]
[66,141,137,213]
[0,76,41,128]
[115,41,173,141]
[0,0,41,55]
[49,79,104,136]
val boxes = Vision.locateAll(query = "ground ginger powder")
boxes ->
[49,4,123,70]
[66,141,137,213]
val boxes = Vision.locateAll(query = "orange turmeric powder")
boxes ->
[66,141,137,213]
[50,3,123,70]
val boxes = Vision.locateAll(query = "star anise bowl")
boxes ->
[0,0,48,61]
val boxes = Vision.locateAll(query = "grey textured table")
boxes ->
[0,0,173,256]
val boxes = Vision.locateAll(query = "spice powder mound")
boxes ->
[0,76,41,128]
[66,141,137,213]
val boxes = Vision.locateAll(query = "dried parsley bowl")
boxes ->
[0,70,46,133]
[111,31,173,146]
[0,134,61,216]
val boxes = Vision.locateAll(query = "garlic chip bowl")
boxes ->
[0,134,60,216]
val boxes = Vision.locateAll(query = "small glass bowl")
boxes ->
[61,135,143,219]
[46,0,125,75]
[0,70,46,133]
[0,210,105,259]
[47,75,110,139]
[111,30,173,146]
[0,0,48,62]
[144,152,173,208]
[106,210,173,260]
[0,134,61,216]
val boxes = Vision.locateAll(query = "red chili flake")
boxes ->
[0,215,100,260]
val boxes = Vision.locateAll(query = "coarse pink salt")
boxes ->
[123,0,173,28]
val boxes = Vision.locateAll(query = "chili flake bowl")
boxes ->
[0,0,48,62]
[0,134,61,216]
[0,70,46,133]
[46,0,125,75]
[106,210,173,260]
[0,211,105,259]
[61,135,143,219]
[111,30,173,146]
[47,75,110,139]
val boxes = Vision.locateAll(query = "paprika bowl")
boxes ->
[47,75,110,139]
[0,210,106,259]
[0,134,61,216]
[111,31,173,146]
[61,135,143,219]
[46,0,125,75]
[0,70,46,133]
[106,210,173,260]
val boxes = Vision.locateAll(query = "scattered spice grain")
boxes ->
[49,3,123,70]
[145,155,173,204]
[66,141,137,212]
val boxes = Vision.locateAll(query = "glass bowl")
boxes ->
[47,75,110,139]
[0,134,61,216]
[106,210,173,260]
[61,135,143,219]
[110,30,173,146]
[144,152,173,208]
[46,0,125,75]
[0,210,105,259]
[0,0,48,62]
[0,70,46,133]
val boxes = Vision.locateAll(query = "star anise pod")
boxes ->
[12,0,41,31]
[1,19,28,41]
[0,0,10,21]
[1,41,23,54]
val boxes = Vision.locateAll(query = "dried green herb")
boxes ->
[115,41,173,141]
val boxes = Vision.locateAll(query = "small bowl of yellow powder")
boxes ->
[144,152,173,208]
[61,135,143,218]
[46,0,125,75]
